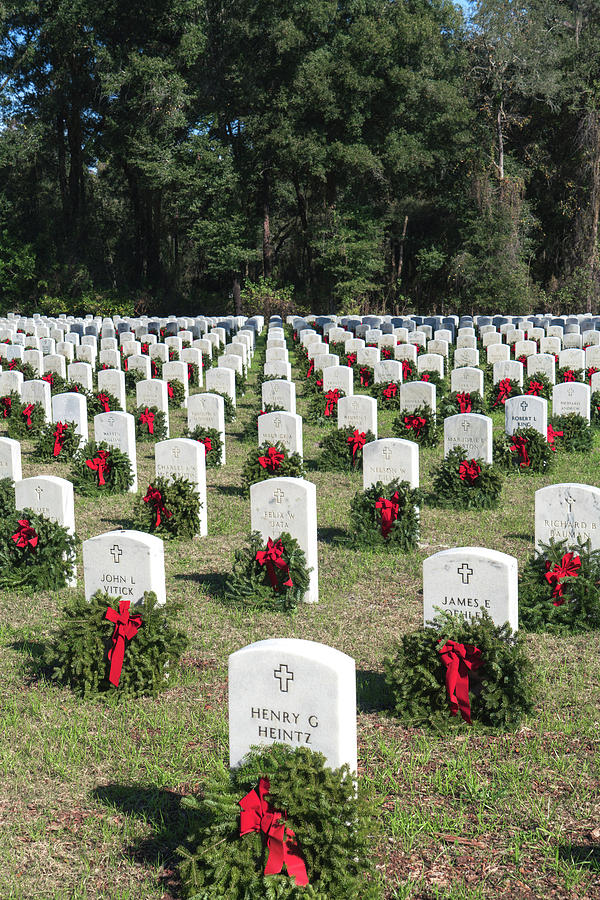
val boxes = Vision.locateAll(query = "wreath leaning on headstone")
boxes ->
[35,420,81,462]
[70,440,134,495]
[384,611,534,731]
[0,508,77,590]
[317,426,375,472]
[428,447,502,510]
[518,538,600,632]
[487,377,521,410]
[391,404,439,447]
[370,381,402,410]
[41,372,69,394]
[167,379,186,408]
[224,530,311,612]
[212,390,236,422]
[132,476,201,539]
[44,590,189,699]
[0,391,19,423]
[306,389,345,425]
[0,477,15,517]
[523,373,553,399]
[557,366,584,384]
[591,390,600,427]
[347,479,421,550]
[177,743,382,900]
[549,414,593,452]
[87,389,122,417]
[241,441,306,495]
[6,398,46,440]
[493,427,554,474]
[185,425,223,467]
[438,390,486,419]
[135,405,168,442]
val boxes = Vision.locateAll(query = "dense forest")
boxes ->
[0,0,599,316]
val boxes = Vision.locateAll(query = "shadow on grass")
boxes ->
[357,669,393,712]
[215,483,245,496]
[9,639,49,684]
[173,571,227,595]
[557,844,600,870]
[504,532,534,542]
[92,783,192,895]
[317,526,348,545]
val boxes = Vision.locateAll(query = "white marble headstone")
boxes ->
[362,438,419,489]
[258,412,303,457]
[337,395,377,438]
[535,482,600,551]
[155,438,207,536]
[443,414,493,464]
[82,530,166,605]
[52,392,88,442]
[261,379,297,413]
[93,411,138,492]
[504,395,547,437]
[0,436,22,482]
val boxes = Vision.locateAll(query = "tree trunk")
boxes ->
[397,215,409,280]
[497,101,505,181]
[56,111,68,231]
[262,171,273,278]
[233,275,241,314]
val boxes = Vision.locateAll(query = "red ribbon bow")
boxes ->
[438,640,483,724]
[255,538,293,590]
[306,359,314,378]
[510,435,530,467]
[402,360,413,379]
[22,403,34,428]
[53,421,68,456]
[8,359,18,370]
[199,436,212,454]
[97,392,111,412]
[239,778,308,886]
[546,424,563,451]
[562,369,576,382]
[404,414,426,436]
[347,429,366,459]
[105,600,143,686]
[1,396,11,418]
[140,407,155,434]
[458,459,481,484]
[494,379,513,407]
[12,519,38,549]
[545,552,581,605]
[375,492,400,537]
[144,485,173,527]
[167,382,174,398]
[359,367,371,386]
[526,381,544,396]
[141,343,149,355]
[456,392,472,413]
[587,366,598,384]
[383,382,397,399]
[85,449,110,485]
[324,389,340,416]
[258,446,285,471]
[346,352,357,367]
[420,372,431,382]
[187,363,194,382]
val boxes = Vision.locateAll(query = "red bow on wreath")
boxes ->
[347,429,366,459]
[85,449,110,485]
[306,359,314,378]
[21,403,34,428]
[562,369,576,382]
[141,343,149,355]
[140,407,154,434]
[438,640,483,725]
[420,372,431,382]
[404,414,426,437]
[345,352,357,367]
[456,392,472,413]
[259,446,284,471]
[43,373,54,386]
[167,382,174,398]
[198,436,212,454]
[510,435,530,467]
[324,389,340,417]
[53,421,68,457]
[359,367,371,386]
[255,538,293,590]
[544,552,581,605]
[494,379,513,407]
[546,424,563,451]
[187,363,194,382]
[144,485,173,527]
[1,396,11,418]
[526,381,544,396]
[97,392,111,412]
[239,777,309,885]
[8,359,18,370]
[12,519,38,550]
[587,366,598,384]
[459,459,481,484]
[383,382,397,399]
[402,360,413,379]
[375,492,400,537]
[105,600,143,687]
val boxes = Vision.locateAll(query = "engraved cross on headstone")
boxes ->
[172,446,181,458]
[457,562,473,584]
[273,488,285,503]
[564,492,575,515]
[382,446,392,460]
[520,400,528,412]
[110,544,122,563]
[34,486,43,500]
[274,663,294,692]
[461,420,470,432]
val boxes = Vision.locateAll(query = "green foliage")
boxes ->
[494,427,554,474]
[353,364,374,389]
[391,405,439,447]
[243,405,286,440]
[70,440,134,495]
[124,368,145,393]
[134,405,168,442]
[0,478,16,517]
[591,390,600,426]
[223,531,311,612]
[384,612,534,731]
[177,744,381,900]
[87,390,122,417]
[306,390,345,425]
[240,278,296,319]
[185,426,223,467]
[317,427,375,472]
[370,381,402,410]
[428,447,502,510]
[550,414,593,452]
[415,370,446,395]
[39,372,68,394]
[167,379,186,408]
[44,591,188,699]
[132,476,201,540]
[241,442,306,495]
[34,420,81,462]
[557,367,584,384]
[519,539,600,633]
[347,480,421,550]
[438,391,486,418]
[213,391,236,423]
[487,378,520,410]
[0,508,76,590]
[5,398,46,440]
[523,373,553,400]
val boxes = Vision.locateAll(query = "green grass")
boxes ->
[0,343,600,899]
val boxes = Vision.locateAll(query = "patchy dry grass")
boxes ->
[0,346,599,899]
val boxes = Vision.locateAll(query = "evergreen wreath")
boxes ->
[6,398,46,440]
[586,365,599,385]
[241,441,306,495]
[186,362,200,387]
[35,419,81,462]
[347,480,421,550]
[328,339,347,357]
[185,425,223,467]
[0,508,77,590]
[519,538,600,632]
[438,390,485,418]
[223,531,311,611]
[493,427,554,473]
[234,370,247,397]
[44,590,188,699]
[87,389,122,417]
[132,476,201,539]
[415,370,446,394]
[353,363,374,388]
[0,391,19,421]
[135,405,168,442]
[70,440,134,495]
[40,371,68,394]
[124,367,145,393]
[392,404,439,447]
[487,377,520,409]
[549,414,593,452]
[0,477,16,517]
[384,611,534,731]
[370,380,402,410]
[5,359,36,380]
[150,358,163,379]
[167,378,186,408]
[557,366,584,383]
[306,389,345,425]
[168,347,180,361]
[317,426,375,472]
[523,373,552,399]
[428,447,502,509]
[591,390,600,426]
[177,743,381,900]
[342,351,357,369]
[201,351,212,371]
[213,390,236,422]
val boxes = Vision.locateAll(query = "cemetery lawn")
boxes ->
[1,353,599,900]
